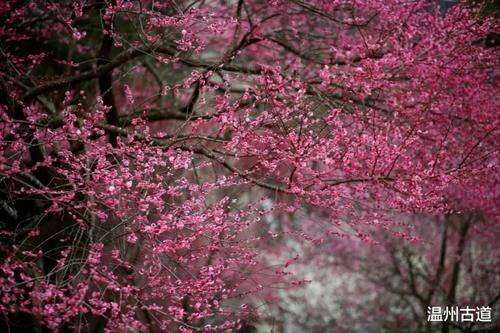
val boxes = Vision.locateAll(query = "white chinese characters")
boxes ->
[427,306,492,322]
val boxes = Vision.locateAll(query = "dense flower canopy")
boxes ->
[0,0,498,332]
